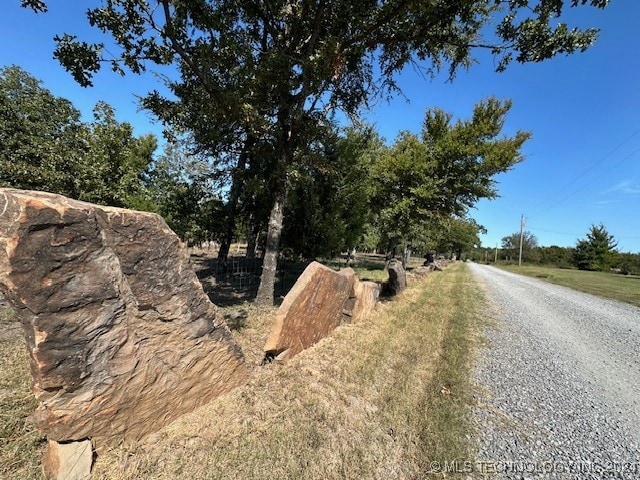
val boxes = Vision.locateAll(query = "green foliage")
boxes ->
[501,230,539,262]
[536,245,574,268]
[0,66,156,209]
[31,1,610,93]
[573,223,618,271]
[79,101,157,208]
[436,217,486,259]
[372,98,529,252]
[613,252,640,276]
[23,0,610,301]
[281,125,382,259]
[0,65,86,196]
[146,141,225,243]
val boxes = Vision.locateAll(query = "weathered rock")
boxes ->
[338,267,358,324]
[0,189,247,449]
[382,260,406,296]
[412,265,434,277]
[264,262,356,361]
[350,280,380,323]
[42,439,92,480]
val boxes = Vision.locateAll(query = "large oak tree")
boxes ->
[23,0,609,305]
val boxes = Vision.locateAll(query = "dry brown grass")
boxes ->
[0,262,484,479]
[0,314,46,480]
[88,263,484,480]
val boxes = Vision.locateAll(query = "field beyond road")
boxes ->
[497,264,640,308]
[1,262,485,480]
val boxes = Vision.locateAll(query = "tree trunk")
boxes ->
[255,107,295,306]
[217,143,251,262]
[402,245,411,269]
[246,213,259,260]
[217,177,242,261]
[345,246,356,267]
[384,243,397,269]
[254,185,287,306]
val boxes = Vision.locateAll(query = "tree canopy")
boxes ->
[22,0,611,304]
[0,66,156,208]
[371,98,529,253]
[501,230,539,262]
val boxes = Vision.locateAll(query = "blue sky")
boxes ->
[1,1,639,252]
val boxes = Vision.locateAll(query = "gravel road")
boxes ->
[468,264,640,479]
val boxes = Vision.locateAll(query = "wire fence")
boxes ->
[191,252,309,305]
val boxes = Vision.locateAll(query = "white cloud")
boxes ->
[599,180,640,196]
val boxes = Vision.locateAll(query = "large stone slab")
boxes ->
[382,260,406,296]
[0,189,247,449]
[264,262,356,360]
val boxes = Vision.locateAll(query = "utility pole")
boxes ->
[518,214,525,266]
[495,244,498,263]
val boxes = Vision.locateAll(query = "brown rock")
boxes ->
[382,260,406,296]
[264,262,356,360]
[42,439,92,480]
[0,189,247,449]
[351,280,380,323]
[412,265,434,277]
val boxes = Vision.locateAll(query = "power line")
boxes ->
[529,127,640,215]
[529,226,581,236]
[529,146,640,218]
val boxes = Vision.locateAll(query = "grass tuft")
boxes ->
[0,332,46,480]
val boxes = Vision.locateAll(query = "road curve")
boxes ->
[469,263,640,479]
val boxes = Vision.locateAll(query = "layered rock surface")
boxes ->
[264,262,360,360]
[383,260,407,296]
[0,189,247,449]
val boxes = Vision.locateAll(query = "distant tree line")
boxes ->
[4,66,635,284]
[0,66,521,264]
[468,224,640,275]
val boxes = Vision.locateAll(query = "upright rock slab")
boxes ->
[42,440,92,480]
[0,189,247,449]
[264,262,356,361]
[350,280,380,323]
[382,260,407,296]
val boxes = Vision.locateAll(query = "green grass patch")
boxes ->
[498,264,640,307]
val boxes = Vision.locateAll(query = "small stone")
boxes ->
[42,439,92,480]
[351,280,380,323]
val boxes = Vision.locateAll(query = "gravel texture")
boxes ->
[468,264,640,480]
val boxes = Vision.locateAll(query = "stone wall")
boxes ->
[0,188,454,478]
